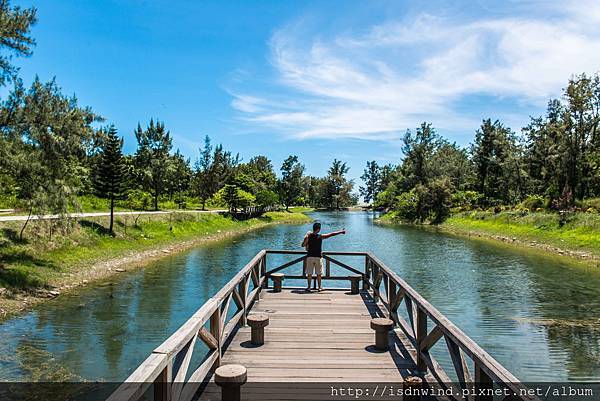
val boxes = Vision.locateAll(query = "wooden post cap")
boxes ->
[271,273,284,279]
[214,364,247,386]
[403,376,423,401]
[370,317,394,331]
[247,313,269,328]
[404,376,422,386]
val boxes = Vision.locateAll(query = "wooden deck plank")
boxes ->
[205,288,419,389]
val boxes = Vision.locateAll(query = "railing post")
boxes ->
[210,307,222,369]
[239,275,247,326]
[363,256,370,290]
[260,253,267,289]
[325,259,331,278]
[373,263,380,302]
[154,363,172,401]
[416,306,427,373]
[388,281,397,321]
[474,363,494,401]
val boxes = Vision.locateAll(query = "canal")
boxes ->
[0,211,598,382]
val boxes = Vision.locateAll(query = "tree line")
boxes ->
[359,73,600,223]
[0,1,357,236]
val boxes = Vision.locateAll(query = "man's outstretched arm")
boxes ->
[321,230,346,239]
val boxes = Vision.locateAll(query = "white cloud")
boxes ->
[231,1,600,140]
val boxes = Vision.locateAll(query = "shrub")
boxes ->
[579,198,600,213]
[393,190,419,221]
[374,182,399,210]
[423,177,453,223]
[215,185,256,212]
[255,190,279,208]
[237,188,255,209]
[124,189,153,211]
[389,178,453,224]
[451,191,483,211]
[519,195,546,212]
[76,195,109,212]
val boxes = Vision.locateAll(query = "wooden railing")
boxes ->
[107,250,267,401]
[107,250,535,401]
[363,252,537,401]
[264,249,365,287]
[230,205,275,220]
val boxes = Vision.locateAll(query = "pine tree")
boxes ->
[360,161,381,204]
[134,119,172,210]
[278,155,305,211]
[95,125,128,234]
[324,159,353,209]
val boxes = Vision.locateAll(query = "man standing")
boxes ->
[301,222,346,292]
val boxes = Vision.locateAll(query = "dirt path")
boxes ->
[0,209,226,222]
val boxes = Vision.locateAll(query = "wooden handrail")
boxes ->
[107,250,267,401]
[107,249,535,401]
[364,252,537,401]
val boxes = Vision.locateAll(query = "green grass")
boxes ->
[0,210,311,292]
[287,206,316,213]
[443,211,600,256]
[377,211,400,223]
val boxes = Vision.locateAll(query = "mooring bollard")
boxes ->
[271,273,284,292]
[247,313,269,346]
[370,317,394,351]
[349,275,361,294]
[403,376,423,401]
[214,364,247,401]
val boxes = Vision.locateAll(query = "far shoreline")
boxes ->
[375,214,600,268]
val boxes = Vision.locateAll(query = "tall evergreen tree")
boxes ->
[324,159,353,209]
[471,119,522,204]
[194,135,214,210]
[400,122,440,189]
[193,136,239,209]
[278,155,305,211]
[134,119,172,211]
[95,125,128,234]
[166,149,192,207]
[360,161,381,204]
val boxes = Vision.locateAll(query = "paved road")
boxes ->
[0,209,226,222]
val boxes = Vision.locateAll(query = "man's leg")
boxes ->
[317,258,323,291]
[306,274,312,290]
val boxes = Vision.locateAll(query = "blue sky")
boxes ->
[9,0,600,185]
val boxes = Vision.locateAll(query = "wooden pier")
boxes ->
[108,250,536,401]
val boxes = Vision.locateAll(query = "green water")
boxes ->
[0,211,599,382]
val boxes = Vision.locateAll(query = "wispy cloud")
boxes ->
[231,0,600,140]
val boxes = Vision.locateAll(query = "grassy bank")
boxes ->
[0,210,311,319]
[379,210,600,263]
[443,211,600,258]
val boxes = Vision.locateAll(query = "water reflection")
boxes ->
[0,211,598,382]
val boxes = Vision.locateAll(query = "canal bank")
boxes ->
[0,210,311,321]
[376,211,600,267]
